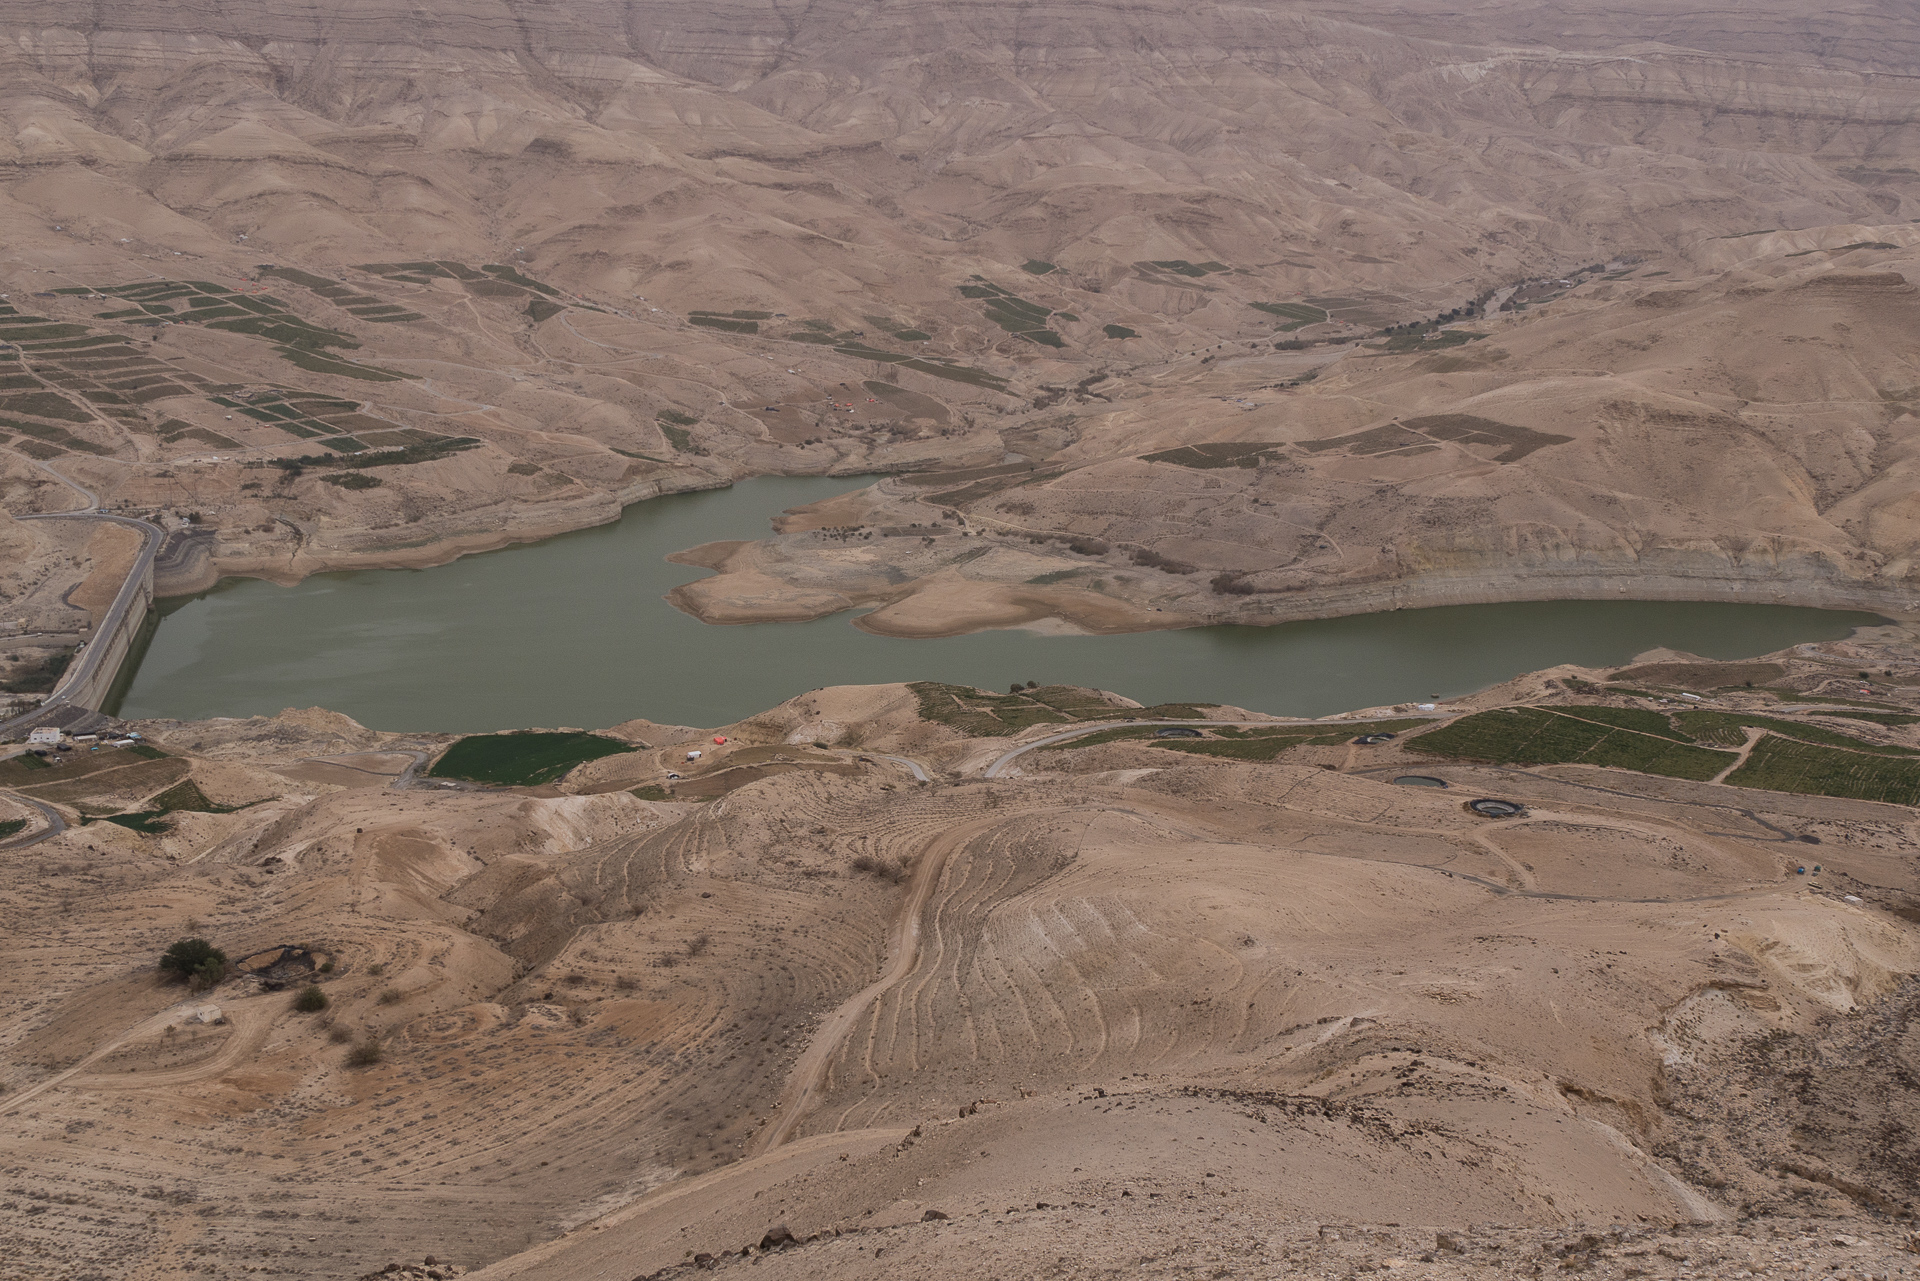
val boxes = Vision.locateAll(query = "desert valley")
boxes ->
[7,0,1920,1277]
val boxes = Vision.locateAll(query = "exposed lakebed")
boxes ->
[112,476,1884,732]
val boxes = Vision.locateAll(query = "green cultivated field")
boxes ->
[1409,701,1920,801]
[87,777,253,834]
[429,732,635,786]
[1725,736,1920,806]
[1673,709,1920,754]
[1407,707,1732,780]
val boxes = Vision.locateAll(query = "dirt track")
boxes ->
[755,813,1016,1153]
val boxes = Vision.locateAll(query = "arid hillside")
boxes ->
[1,0,1919,632]
[6,630,1920,1279]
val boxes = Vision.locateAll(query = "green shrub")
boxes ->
[159,937,227,987]
[322,472,383,490]
[346,1039,383,1067]
[293,985,329,1013]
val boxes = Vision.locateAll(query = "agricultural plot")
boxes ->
[274,436,480,470]
[806,336,1008,389]
[17,755,190,809]
[357,260,564,300]
[689,313,761,333]
[911,682,1216,736]
[1406,707,1732,780]
[1299,415,1570,465]
[1404,415,1571,464]
[428,731,635,786]
[1298,423,1436,457]
[0,302,219,454]
[0,753,53,784]
[863,314,934,343]
[0,416,108,459]
[1159,719,1427,761]
[1377,328,1489,353]
[1672,710,1920,755]
[52,278,409,380]
[919,465,1063,507]
[84,777,258,833]
[1134,259,1230,279]
[1141,441,1284,469]
[256,266,424,322]
[1251,301,1328,330]
[1726,736,1920,806]
[958,279,1066,347]
[212,389,409,451]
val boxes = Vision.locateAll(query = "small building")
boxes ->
[27,727,61,746]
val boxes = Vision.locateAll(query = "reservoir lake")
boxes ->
[111,476,1886,732]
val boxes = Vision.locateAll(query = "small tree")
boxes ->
[346,1038,383,1067]
[293,985,329,1013]
[159,938,227,988]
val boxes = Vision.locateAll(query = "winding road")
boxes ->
[874,753,930,782]
[0,790,65,849]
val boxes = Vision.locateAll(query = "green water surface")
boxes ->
[110,476,1884,731]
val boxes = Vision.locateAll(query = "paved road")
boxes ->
[0,459,166,740]
[981,714,1453,778]
[874,754,930,782]
[391,750,432,789]
[0,790,65,849]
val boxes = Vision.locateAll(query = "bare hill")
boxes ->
[6,629,1920,1277]
[0,0,1918,631]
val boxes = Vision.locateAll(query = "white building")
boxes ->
[27,727,60,746]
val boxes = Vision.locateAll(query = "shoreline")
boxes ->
[669,562,1911,639]
[152,473,743,597]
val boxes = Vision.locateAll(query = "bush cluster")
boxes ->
[158,938,227,989]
